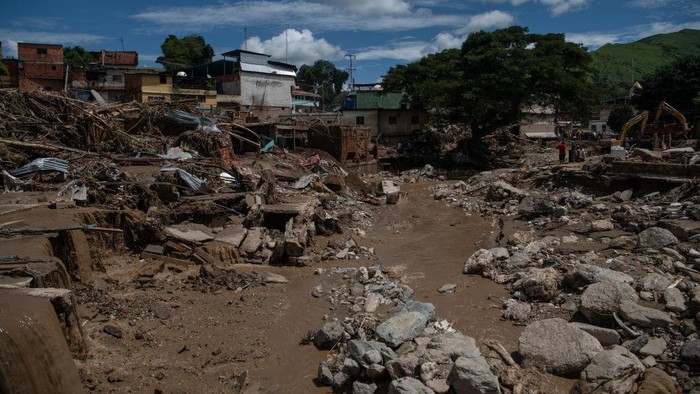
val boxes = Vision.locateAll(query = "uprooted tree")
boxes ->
[383,26,598,143]
[158,35,215,71]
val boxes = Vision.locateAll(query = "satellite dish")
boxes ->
[176,71,187,77]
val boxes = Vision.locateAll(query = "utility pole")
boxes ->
[345,54,356,92]
[120,37,125,51]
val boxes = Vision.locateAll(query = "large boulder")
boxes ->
[637,227,678,249]
[664,287,687,313]
[511,267,560,301]
[618,300,673,328]
[574,345,644,394]
[447,356,501,394]
[563,264,634,289]
[463,249,495,275]
[580,281,638,325]
[313,320,344,350]
[679,339,700,363]
[347,340,396,367]
[518,318,603,377]
[376,311,428,347]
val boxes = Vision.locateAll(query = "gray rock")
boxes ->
[386,353,420,379]
[438,284,457,294]
[637,227,679,249]
[366,363,387,381]
[618,300,673,328]
[489,247,509,261]
[512,267,560,301]
[425,379,450,394]
[347,340,396,367]
[463,249,494,275]
[352,381,377,394]
[332,371,349,392]
[364,349,383,365]
[680,339,700,363]
[317,362,333,386]
[314,320,344,350]
[400,300,436,320]
[575,345,644,394]
[637,273,672,293]
[342,357,361,377]
[552,206,568,218]
[504,252,530,269]
[518,318,603,377]
[420,361,439,382]
[571,322,621,346]
[388,377,435,394]
[563,264,633,289]
[503,299,531,322]
[580,281,638,325]
[610,235,638,251]
[639,337,667,357]
[641,356,657,368]
[591,219,615,232]
[375,312,428,347]
[447,356,501,394]
[664,287,687,313]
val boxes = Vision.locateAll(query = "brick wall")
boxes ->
[18,43,63,63]
[19,78,64,92]
[22,63,65,80]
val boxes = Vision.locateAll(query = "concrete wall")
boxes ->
[377,109,424,145]
[124,73,216,106]
[240,72,293,107]
[338,110,379,137]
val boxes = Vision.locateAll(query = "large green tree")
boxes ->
[383,26,598,139]
[297,60,348,110]
[607,104,634,132]
[63,46,94,68]
[631,55,700,120]
[158,35,214,71]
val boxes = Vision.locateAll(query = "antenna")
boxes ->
[345,54,356,91]
[244,26,248,51]
[285,27,288,64]
[120,37,125,51]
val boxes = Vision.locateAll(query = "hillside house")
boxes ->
[17,43,65,92]
[183,50,297,121]
[124,71,217,107]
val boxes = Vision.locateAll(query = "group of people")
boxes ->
[557,138,586,164]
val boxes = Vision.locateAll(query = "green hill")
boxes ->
[590,29,700,99]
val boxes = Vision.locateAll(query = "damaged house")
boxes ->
[17,43,65,92]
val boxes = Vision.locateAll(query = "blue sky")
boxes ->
[1,0,699,84]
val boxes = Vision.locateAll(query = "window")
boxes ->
[159,75,167,84]
[591,125,597,132]
[51,65,57,71]
[411,116,420,125]
[356,116,365,125]
[602,124,607,131]
[112,75,122,82]
[388,116,397,125]
[36,48,47,55]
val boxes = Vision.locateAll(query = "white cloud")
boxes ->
[626,0,672,8]
[131,1,466,33]
[0,29,107,58]
[565,21,700,50]
[244,29,344,66]
[482,0,591,15]
[324,0,412,15]
[457,10,515,34]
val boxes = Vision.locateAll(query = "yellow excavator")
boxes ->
[611,110,649,146]
[611,101,692,147]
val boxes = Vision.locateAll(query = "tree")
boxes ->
[297,60,348,110]
[607,104,634,132]
[0,62,8,76]
[631,55,700,120]
[158,35,214,71]
[63,46,94,68]
[383,26,598,140]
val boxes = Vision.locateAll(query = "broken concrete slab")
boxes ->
[165,223,215,243]
[214,225,248,247]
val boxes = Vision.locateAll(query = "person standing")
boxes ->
[557,140,567,164]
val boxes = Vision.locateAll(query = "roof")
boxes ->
[221,49,270,58]
[240,62,296,77]
[292,89,320,98]
[355,91,404,109]
[17,42,63,48]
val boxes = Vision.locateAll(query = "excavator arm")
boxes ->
[614,111,649,146]
[654,101,690,132]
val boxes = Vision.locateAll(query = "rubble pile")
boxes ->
[422,141,700,391]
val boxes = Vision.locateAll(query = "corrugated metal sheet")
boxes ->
[12,158,69,177]
[240,63,296,77]
[161,167,205,191]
